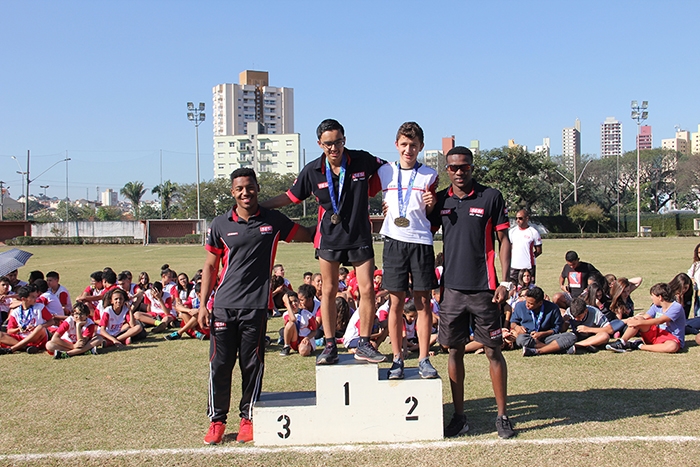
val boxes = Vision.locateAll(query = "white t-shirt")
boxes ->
[378,162,438,245]
[508,225,542,269]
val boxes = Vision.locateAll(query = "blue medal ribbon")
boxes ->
[18,305,33,329]
[325,156,346,217]
[528,304,545,333]
[396,162,420,219]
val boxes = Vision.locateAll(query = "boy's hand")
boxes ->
[422,191,436,209]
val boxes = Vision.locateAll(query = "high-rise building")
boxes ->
[423,150,441,170]
[213,122,301,178]
[661,129,691,156]
[637,125,652,150]
[691,124,700,154]
[101,189,118,207]
[562,119,581,170]
[469,140,480,155]
[213,70,294,136]
[534,137,550,157]
[600,117,623,158]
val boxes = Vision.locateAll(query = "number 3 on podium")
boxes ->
[277,414,291,439]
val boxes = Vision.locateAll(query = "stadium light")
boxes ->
[187,101,206,221]
[631,100,649,237]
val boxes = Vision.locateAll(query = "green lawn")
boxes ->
[1,237,700,466]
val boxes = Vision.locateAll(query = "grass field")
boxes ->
[2,237,700,466]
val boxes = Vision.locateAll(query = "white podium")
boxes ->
[253,354,443,446]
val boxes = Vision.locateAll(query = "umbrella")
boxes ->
[0,249,33,277]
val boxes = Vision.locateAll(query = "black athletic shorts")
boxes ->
[439,288,503,348]
[382,237,437,292]
[316,245,374,266]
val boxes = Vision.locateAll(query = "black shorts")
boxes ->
[316,245,374,266]
[382,237,437,292]
[439,288,502,348]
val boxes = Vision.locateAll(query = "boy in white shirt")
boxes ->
[377,122,439,379]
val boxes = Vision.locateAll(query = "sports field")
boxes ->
[1,237,700,466]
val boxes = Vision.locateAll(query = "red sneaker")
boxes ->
[204,421,226,445]
[237,418,253,443]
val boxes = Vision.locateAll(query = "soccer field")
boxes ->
[1,237,700,466]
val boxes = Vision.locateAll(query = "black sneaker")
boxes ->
[280,345,291,356]
[387,359,404,380]
[586,345,599,353]
[53,350,70,360]
[164,332,181,341]
[606,340,627,353]
[628,339,643,351]
[522,346,537,357]
[0,347,12,355]
[496,414,517,439]
[566,345,577,355]
[26,346,42,354]
[444,413,469,437]
[316,343,339,365]
[354,341,386,363]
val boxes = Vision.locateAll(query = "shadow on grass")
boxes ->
[447,387,700,436]
[99,343,158,354]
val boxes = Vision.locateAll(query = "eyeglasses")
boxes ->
[320,138,345,149]
[445,163,473,173]
[516,217,525,220]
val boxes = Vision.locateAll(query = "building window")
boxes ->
[229,142,236,147]
[218,153,225,158]
[217,142,224,147]
[286,162,294,168]
[286,151,294,157]
[286,140,293,146]
[218,164,225,170]
[272,152,279,157]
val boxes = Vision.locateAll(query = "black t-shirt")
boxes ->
[430,182,509,291]
[287,149,386,250]
[205,206,298,310]
[560,262,599,298]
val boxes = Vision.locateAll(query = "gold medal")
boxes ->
[394,217,410,228]
[331,213,341,224]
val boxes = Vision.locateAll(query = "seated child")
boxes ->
[166,282,209,341]
[607,282,685,353]
[47,302,103,358]
[402,299,419,355]
[0,275,15,329]
[98,288,144,347]
[133,281,175,333]
[342,298,388,352]
[564,297,623,353]
[0,284,54,354]
[279,290,317,357]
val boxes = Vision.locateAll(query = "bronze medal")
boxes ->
[394,216,410,228]
[331,213,341,224]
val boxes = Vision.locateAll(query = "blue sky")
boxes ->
[1,0,699,202]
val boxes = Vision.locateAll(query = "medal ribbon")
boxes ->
[528,304,545,332]
[396,162,419,219]
[325,156,347,216]
[19,305,33,329]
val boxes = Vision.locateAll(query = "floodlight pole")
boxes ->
[631,100,648,237]
[187,102,206,221]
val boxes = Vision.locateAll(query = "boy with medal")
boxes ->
[262,118,388,365]
[377,122,439,379]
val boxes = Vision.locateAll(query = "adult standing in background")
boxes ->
[508,209,542,283]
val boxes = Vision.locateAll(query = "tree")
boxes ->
[120,181,147,219]
[152,180,180,219]
[95,206,122,221]
[473,145,560,215]
[568,203,608,234]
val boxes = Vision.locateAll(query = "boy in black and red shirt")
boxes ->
[262,118,387,366]
[197,168,314,445]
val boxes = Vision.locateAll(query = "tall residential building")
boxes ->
[691,124,700,154]
[101,189,118,207]
[661,129,691,155]
[442,136,455,157]
[600,117,622,158]
[423,150,441,170]
[562,119,581,170]
[534,137,550,157]
[637,125,652,150]
[212,70,294,136]
[469,140,480,155]
[213,122,301,178]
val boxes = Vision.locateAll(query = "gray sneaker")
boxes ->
[496,414,517,439]
[354,341,386,363]
[316,343,339,365]
[418,357,438,379]
[388,359,404,380]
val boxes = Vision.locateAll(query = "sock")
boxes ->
[619,339,627,345]
[359,336,369,345]
[154,319,162,326]
[325,337,336,347]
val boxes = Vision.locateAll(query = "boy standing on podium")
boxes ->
[377,122,439,380]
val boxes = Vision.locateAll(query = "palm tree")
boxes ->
[152,180,179,219]
[120,181,147,219]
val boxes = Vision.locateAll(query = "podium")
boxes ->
[253,354,443,446]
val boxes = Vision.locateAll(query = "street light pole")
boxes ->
[40,185,49,198]
[187,102,206,221]
[631,100,648,237]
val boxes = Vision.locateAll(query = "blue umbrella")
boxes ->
[0,249,33,277]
